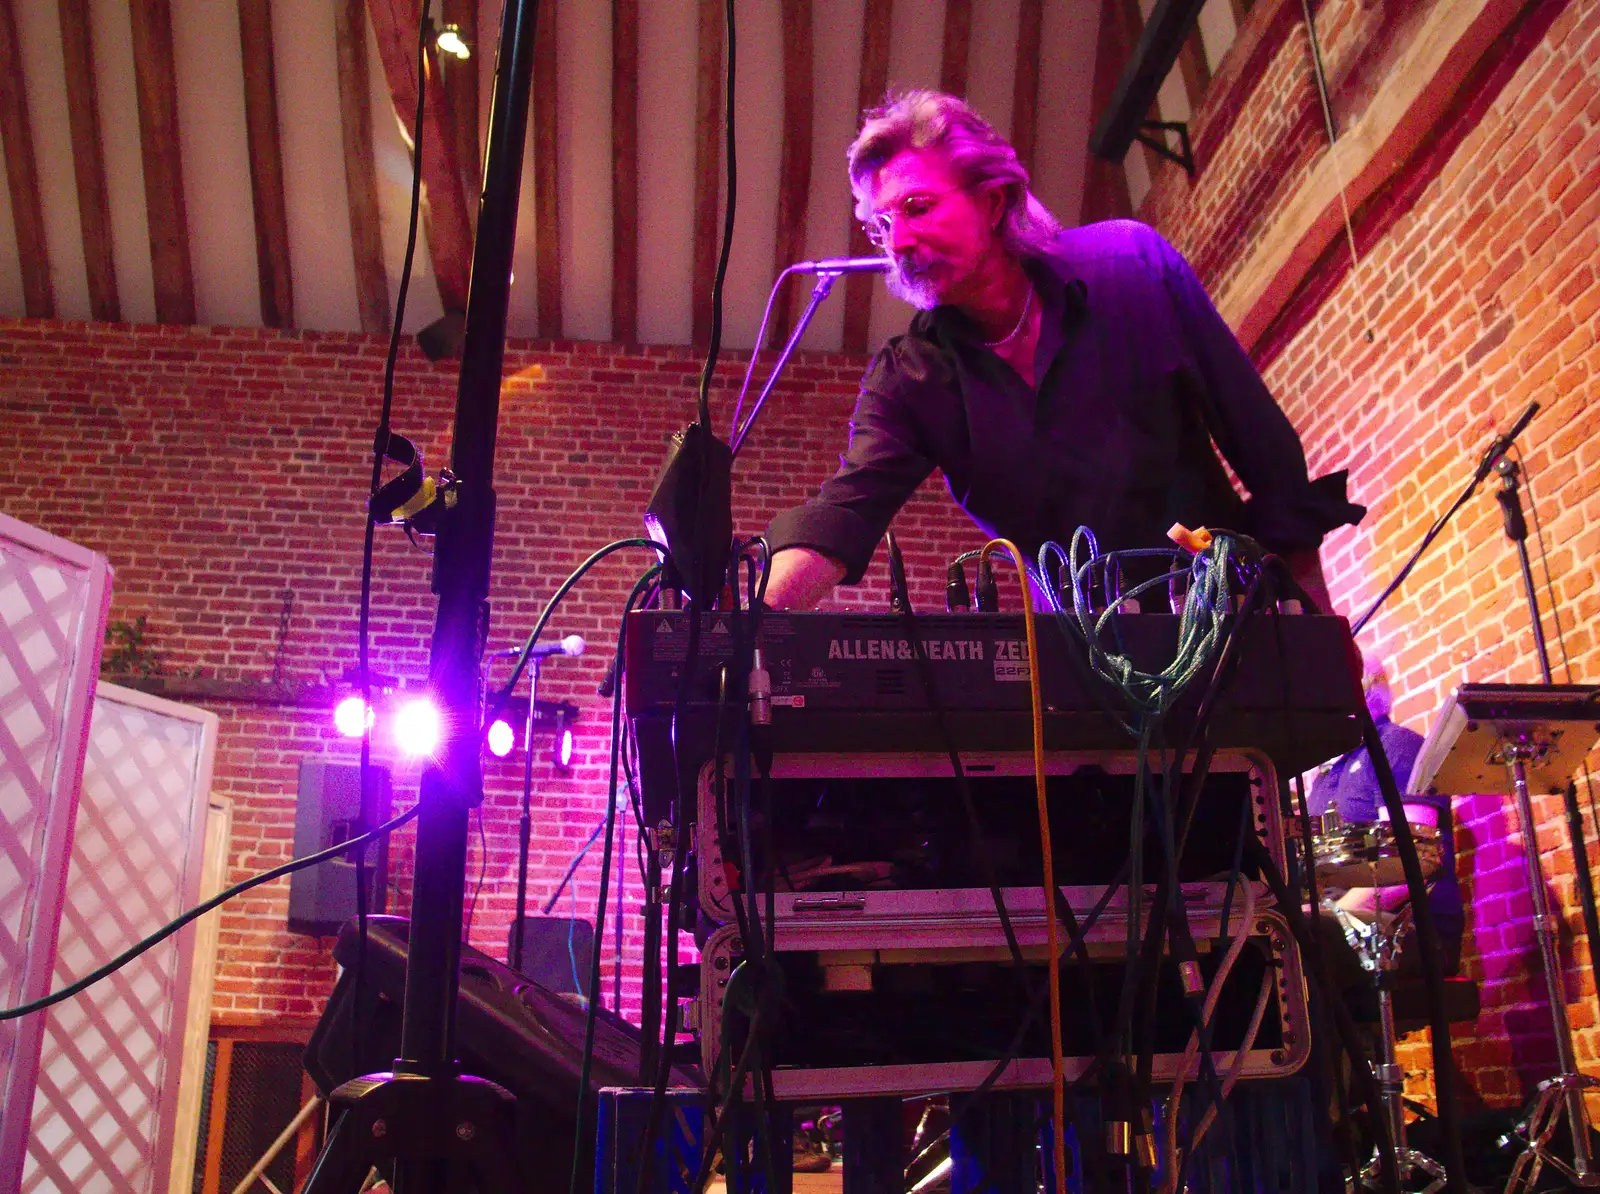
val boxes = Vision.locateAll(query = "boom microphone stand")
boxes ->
[300,3,540,1191]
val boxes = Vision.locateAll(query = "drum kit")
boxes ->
[1299,683,1600,1193]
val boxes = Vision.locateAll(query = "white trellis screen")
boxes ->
[0,513,112,1194]
[22,682,218,1194]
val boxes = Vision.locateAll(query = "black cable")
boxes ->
[488,539,670,723]
[1247,840,1401,1194]
[884,542,1143,1171]
[637,1,741,1180]
[885,539,1033,981]
[567,565,662,1194]
[540,817,606,915]
[349,0,433,1090]
[1354,700,1468,1192]
[0,805,420,1021]
[634,605,703,1194]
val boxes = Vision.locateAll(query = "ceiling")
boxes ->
[0,0,1248,353]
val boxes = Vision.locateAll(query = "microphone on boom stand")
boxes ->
[1352,400,1541,635]
[1471,399,1539,484]
[790,256,893,274]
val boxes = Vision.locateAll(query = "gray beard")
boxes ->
[886,255,942,310]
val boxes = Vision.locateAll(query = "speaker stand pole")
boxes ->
[300,2,541,1191]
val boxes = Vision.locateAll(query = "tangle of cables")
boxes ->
[1038,526,1265,726]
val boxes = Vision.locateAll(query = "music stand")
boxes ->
[1413,683,1600,1191]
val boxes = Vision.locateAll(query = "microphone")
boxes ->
[527,634,585,660]
[791,256,892,274]
[1474,400,1539,482]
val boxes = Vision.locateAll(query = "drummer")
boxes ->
[1310,659,1464,978]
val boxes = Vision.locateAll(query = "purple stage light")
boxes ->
[486,717,516,758]
[553,721,574,772]
[394,697,442,757]
[333,695,373,738]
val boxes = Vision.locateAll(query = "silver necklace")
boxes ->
[981,286,1034,349]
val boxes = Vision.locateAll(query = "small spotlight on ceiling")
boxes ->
[435,23,470,59]
[394,697,442,757]
[333,695,374,739]
[486,717,516,758]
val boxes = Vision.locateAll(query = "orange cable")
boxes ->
[981,538,1066,1194]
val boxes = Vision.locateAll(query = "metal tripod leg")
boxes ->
[1501,747,1600,1191]
[300,1072,523,1194]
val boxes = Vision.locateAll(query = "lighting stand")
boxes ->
[300,2,541,1191]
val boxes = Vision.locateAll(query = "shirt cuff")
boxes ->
[766,504,881,586]
[1241,469,1366,552]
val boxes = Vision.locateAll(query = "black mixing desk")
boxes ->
[624,608,1363,820]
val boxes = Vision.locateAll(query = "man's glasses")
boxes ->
[862,186,965,248]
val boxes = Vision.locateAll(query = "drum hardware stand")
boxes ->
[1334,907,1449,1194]
[301,3,541,1192]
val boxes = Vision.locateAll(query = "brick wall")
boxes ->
[1143,0,1600,1111]
[0,323,986,1023]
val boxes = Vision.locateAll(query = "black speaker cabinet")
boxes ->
[305,917,695,1193]
[288,760,391,936]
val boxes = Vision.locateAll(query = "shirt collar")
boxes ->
[916,252,1088,349]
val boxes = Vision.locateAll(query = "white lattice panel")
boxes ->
[0,514,112,1194]
[24,684,216,1194]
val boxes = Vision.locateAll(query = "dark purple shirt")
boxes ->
[767,220,1363,584]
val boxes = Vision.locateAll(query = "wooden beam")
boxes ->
[1176,24,1212,111]
[129,0,195,324]
[0,0,53,317]
[841,0,892,354]
[442,0,478,233]
[769,0,814,346]
[532,0,561,338]
[1216,0,1528,349]
[1080,0,1135,224]
[334,0,390,336]
[1011,0,1043,175]
[611,0,638,344]
[367,0,473,315]
[1115,0,1164,186]
[237,0,294,328]
[940,0,972,99]
[1251,0,1563,370]
[57,0,118,321]
[690,0,723,348]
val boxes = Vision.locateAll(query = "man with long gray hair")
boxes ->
[763,89,1363,609]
